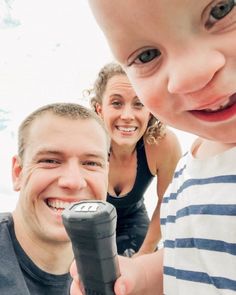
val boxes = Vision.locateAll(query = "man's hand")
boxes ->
[70,250,163,295]
[70,261,84,295]
[69,257,137,295]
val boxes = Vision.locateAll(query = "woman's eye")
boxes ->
[134,49,161,64]
[134,101,144,108]
[210,0,234,20]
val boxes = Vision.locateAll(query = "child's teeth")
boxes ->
[205,99,230,112]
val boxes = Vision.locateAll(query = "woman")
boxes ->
[88,62,182,256]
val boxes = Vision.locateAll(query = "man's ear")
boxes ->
[12,155,23,192]
[95,103,103,118]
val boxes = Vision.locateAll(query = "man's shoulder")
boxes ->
[0,212,12,226]
[0,212,29,295]
[0,212,13,242]
[0,212,12,221]
[0,212,14,247]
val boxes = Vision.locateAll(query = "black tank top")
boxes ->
[107,138,154,224]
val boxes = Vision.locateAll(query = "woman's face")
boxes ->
[96,74,151,147]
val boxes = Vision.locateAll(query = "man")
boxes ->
[0,102,109,294]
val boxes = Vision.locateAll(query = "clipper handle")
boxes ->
[62,200,120,295]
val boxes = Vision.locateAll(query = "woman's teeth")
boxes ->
[117,126,136,132]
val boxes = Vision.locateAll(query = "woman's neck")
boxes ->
[110,141,136,161]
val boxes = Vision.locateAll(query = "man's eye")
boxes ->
[210,0,235,20]
[83,161,102,167]
[39,159,59,164]
[135,49,161,64]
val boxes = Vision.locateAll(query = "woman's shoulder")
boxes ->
[145,127,181,154]
[144,127,182,174]
[163,127,181,144]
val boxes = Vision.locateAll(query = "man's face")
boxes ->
[89,0,236,144]
[12,113,109,243]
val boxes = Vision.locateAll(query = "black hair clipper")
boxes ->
[62,200,120,295]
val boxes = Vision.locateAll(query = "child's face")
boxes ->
[89,0,236,144]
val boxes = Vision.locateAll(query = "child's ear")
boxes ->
[12,155,23,192]
[95,103,103,118]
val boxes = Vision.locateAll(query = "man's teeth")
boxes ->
[47,199,71,211]
[117,126,136,132]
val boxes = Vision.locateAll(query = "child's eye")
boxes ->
[133,48,161,65]
[206,0,235,28]
[211,0,234,20]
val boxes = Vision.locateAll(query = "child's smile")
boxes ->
[190,93,236,121]
[89,0,236,144]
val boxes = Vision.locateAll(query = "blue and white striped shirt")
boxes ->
[161,147,236,294]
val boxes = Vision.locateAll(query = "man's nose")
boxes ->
[58,162,87,190]
[167,48,225,95]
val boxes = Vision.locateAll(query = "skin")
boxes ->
[89,0,236,150]
[71,0,236,294]
[96,74,181,255]
[70,250,163,295]
[12,113,109,275]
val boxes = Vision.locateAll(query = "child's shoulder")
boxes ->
[191,137,236,159]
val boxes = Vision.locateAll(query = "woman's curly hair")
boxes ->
[86,62,166,144]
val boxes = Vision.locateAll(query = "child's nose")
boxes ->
[167,48,225,95]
